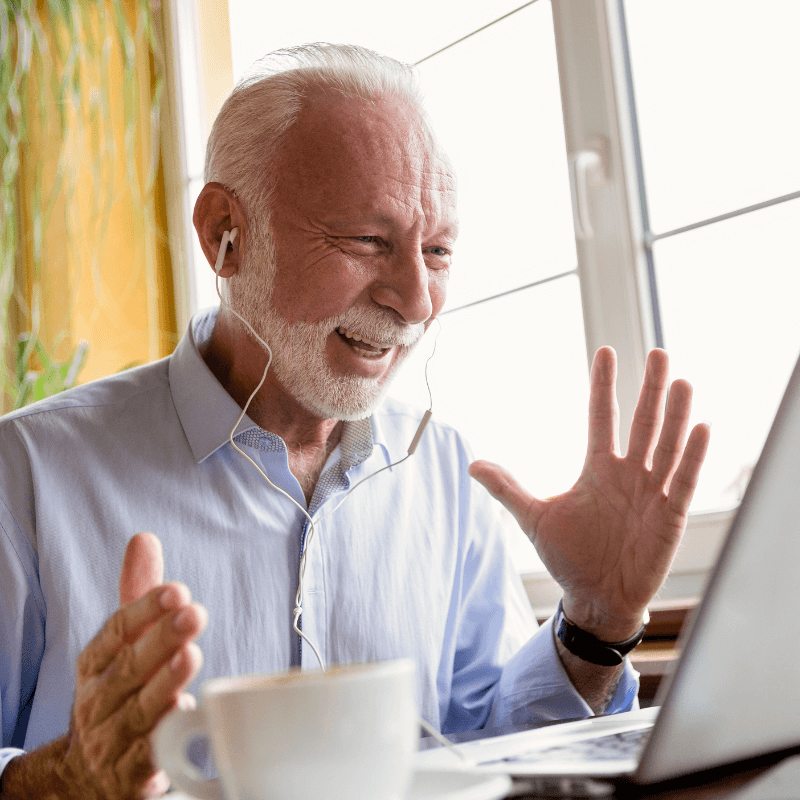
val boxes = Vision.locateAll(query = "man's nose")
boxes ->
[370,248,433,325]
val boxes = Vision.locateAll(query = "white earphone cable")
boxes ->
[214,230,458,751]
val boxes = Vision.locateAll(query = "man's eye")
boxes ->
[429,247,449,256]
[354,236,377,243]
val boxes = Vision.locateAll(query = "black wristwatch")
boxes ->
[554,599,649,666]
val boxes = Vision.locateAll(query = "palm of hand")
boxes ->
[470,348,710,641]
[531,452,686,632]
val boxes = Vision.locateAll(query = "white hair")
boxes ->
[205,43,427,221]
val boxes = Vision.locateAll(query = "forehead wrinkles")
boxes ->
[379,172,457,237]
[373,154,456,203]
[273,92,456,220]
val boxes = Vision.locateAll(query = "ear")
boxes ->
[193,182,247,278]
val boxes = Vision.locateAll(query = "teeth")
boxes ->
[338,327,386,350]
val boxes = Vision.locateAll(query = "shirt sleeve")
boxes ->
[0,749,25,781]
[0,493,46,750]
[487,613,640,727]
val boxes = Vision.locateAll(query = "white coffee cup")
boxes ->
[153,659,418,800]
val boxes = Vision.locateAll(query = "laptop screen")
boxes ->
[638,351,800,783]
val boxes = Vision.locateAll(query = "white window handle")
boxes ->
[569,149,606,240]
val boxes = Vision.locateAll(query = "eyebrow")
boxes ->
[440,223,460,239]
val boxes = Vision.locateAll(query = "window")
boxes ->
[163,0,800,601]
[623,0,800,512]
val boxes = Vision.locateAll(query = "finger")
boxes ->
[137,644,203,731]
[666,422,711,517]
[93,641,203,766]
[587,347,620,457]
[89,603,208,727]
[120,532,165,607]
[177,691,197,711]
[625,349,669,466]
[141,769,171,799]
[650,379,693,488]
[77,582,193,680]
[469,460,545,533]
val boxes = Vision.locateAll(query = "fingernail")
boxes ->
[173,607,194,632]
[170,650,185,672]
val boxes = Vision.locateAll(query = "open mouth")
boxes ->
[336,326,393,358]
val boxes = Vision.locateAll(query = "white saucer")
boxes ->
[169,768,511,800]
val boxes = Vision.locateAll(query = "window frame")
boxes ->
[160,0,234,334]
[548,0,733,603]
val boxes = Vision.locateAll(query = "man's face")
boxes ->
[230,91,458,421]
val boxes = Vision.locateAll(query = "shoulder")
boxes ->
[377,395,472,458]
[0,358,171,439]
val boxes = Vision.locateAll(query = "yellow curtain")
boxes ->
[6,0,176,403]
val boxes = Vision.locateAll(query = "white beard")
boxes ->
[227,231,424,420]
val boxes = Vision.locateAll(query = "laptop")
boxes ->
[417,349,800,787]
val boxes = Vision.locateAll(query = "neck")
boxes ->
[200,312,346,503]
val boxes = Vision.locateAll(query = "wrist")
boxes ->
[0,737,79,800]
[560,596,649,643]
[555,599,648,667]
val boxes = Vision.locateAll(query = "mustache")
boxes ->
[329,306,426,348]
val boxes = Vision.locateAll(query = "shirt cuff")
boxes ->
[487,613,640,728]
[0,748,26,781]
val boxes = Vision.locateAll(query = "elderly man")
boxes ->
[0,45,709,798]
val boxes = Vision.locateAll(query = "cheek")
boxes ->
[269,255,370,324]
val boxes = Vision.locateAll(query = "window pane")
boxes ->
[228,0,529,78]
[624,0,800,233]
[390,276,588,575]
[654,200,800,510]
[418,0,576,310]
[390,275,589,501]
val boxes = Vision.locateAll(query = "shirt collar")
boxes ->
[169,308,385,466]
[169,308,259,462]
[368,409,396,467]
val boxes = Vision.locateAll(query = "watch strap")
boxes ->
[554,599,648,667]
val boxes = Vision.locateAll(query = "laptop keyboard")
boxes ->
[478,726,652,766]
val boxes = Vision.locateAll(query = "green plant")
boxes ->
[0,0,164,409]
[14,332,88,409]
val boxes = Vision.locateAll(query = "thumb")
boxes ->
[468,460,545,533]
[119,531,164,607]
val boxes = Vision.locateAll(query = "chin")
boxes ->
[296,379,389,422]
[270,335,413,422]
[282,362,404,421]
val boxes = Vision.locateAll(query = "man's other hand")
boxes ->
[469,347,710,643]
[1,532,207,800]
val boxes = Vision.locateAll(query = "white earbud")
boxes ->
[214,227,239,275]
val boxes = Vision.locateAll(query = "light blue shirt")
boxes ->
[0,309,638,772]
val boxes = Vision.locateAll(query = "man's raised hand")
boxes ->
[469,347,710,643]
[58,532,207,799]
[0,533,207,800]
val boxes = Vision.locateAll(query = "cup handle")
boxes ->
[152,706,224,800]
